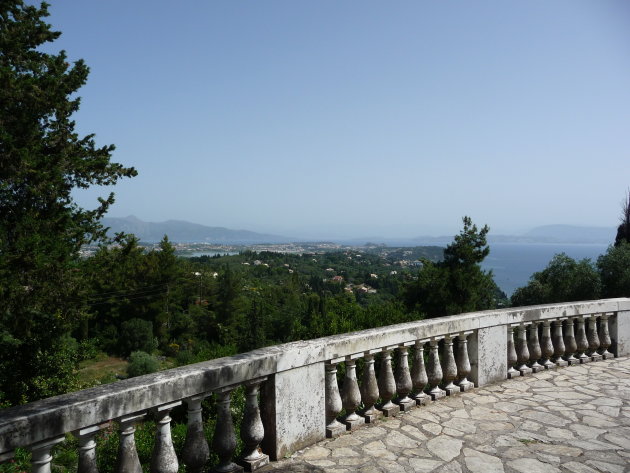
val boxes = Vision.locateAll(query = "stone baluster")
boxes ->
[411,340,429,405]
[360,351,382,423]
[377,346,400,417]
[427,338,445,400]
[341,356,365,429]
[395,344,415,411]
[76,426,101,473]
[574,317,590,363]
[527,322,544,372]
[587,316,602,362]
[599,313,614,359]
[456,332,474,391]
[564,318,579,365]
[442,335,459,395]
[507,326,519,379]
[240,378,269,471]
[116,413,146,473]
[325,359,345,437]
[212,387,243,473]
[552,319,568,367]
[540,320,556,369]
[516,324,532,375]
[150,401,181,473]
[182,395,210,473]
[30,437,65,473]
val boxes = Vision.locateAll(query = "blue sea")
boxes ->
[482,243,609,296]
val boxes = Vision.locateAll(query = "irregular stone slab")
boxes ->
[507,458,561,473]
[562,462,599,473]
[400,425,428,441]
[384,431,421,449]
[531,443,583,457]
[603,433,630,449]
[493,401,527,413]
[436,461,462,473]
[331,447,360,458]
[422,422,443,436]
[591,397,623,407]
[569,424,606,439]
[585,460,625,473]
[407,458,444,473]
[442,418,477,434]
[520,410,570,426]
[301,446,331,459]
[426,436,462,462]
[545,427,575,439]
[581,415,618,428]
[596,405,620,417]
[463,448,504,473]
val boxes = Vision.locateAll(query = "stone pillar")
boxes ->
[527,322,544,372]
[30,437,65,473]
[360,351,382,423]
[377,347,400,417]
[324,360,345,437]
[212,388,243,473]
[574,317,590,364]
[341,357,365,430]
[394,345,415,411]
[411,340,429,405]
[603,312,619,358]
[456,332,474,391]
[540,320,556,370]
[552,319,568,367]
[427,338,445,400]
[564,318,579,365]
[151,402,181,473]
[183,395,210,473]
[240,379,269,471]
[116,413,146,473]
[260,362,325,461]
[469,325,507,386]
[506,326,519,379]
[586,316,602,362]
[442,335,459,396]
[76,426,101,473]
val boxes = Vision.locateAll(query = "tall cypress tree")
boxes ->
[0,1,136,404]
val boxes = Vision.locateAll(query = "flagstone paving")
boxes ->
[260,356,630,473]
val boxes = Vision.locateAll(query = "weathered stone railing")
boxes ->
[1,298,629,472]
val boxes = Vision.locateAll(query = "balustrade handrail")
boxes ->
[1,297,629,458]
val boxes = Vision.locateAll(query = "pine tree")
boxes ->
[0,1,136,404]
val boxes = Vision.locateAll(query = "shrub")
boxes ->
[126,351,159,378]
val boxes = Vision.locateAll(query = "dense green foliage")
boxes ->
[511,244,630,306]
[0,1,136,405]
[511,253,601,306]
[404,217,506,316]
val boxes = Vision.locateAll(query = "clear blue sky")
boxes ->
[45,1,630,238]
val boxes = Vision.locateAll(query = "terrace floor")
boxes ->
[261,356,630,473]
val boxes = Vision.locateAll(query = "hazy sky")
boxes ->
[46,1,630,238]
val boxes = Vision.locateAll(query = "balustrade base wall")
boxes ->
[261,363,326,461]
[470,325,508,386]
[612,311,630,356]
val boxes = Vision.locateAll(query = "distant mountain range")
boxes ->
[102,217,617,246]
[413,225,616,246]
[102,216,294,244]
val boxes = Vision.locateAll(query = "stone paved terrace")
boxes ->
[262,356,630,473]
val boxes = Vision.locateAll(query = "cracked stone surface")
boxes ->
[260,356,630,472]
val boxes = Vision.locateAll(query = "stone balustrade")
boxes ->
[1,298,629,473]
